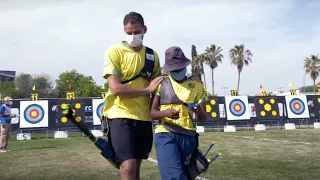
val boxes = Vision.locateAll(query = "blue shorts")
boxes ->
[155,132,197,180]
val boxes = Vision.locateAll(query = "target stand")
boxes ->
[16,133,32,141]
[90,130,104,137]
[223,125,236,132]
[285,123,296,130]
[314,122,320,129]
[284,95,310,130]
[55,99,85,139]
[223,96,251,132]
[18,100,49,139]
[54,131,69,139]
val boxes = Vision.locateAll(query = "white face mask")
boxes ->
[126,34,143,47]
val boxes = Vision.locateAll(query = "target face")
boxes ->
[96,103,104,119]
[229,99,246,116]
[23,104,45,124]
[289,98,305,115]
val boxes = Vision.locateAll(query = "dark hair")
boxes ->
[123,12,144,26]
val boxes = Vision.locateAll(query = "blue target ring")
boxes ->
[96,103,104,119]
[229,99,246,117]
[24,104,44,124]
[289,98,305,115]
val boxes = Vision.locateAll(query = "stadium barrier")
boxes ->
[2,94,320,140]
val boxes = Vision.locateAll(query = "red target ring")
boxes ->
[29,109,39,118]
[100,107,103,115]
[289,98,305,115]
[233,104,242,112]
[229,99,246,117]
[293,102,301,110]
[24,104,44,124]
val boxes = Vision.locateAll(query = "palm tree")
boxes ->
[229,44,253,94]
[304,54,320,95]
[192,54,207,89]
[204,44,223,94]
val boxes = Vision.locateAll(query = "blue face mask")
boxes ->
[170,68,187,81]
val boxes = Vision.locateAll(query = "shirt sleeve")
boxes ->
[151,51,161,79]
[103,46,121,79]
[0,106,5,115]
[195,84,208,104]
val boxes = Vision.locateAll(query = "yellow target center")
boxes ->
[75,103,81,109]
[270,99,275,104]
[294,103,300,109]
[61,117,67,123]
[235,105,241,111]
[210,100,216,105]
[31,111,38,117]
[61,103,67,109]
[272,111,277,116]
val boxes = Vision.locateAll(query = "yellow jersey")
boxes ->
[154,75,207,133]
[103,41,161,121]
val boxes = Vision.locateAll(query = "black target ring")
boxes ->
[23,104,45,124]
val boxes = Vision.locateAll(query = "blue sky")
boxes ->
[0,0,319,95]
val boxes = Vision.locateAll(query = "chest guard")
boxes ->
[160,77,188,107]
[159,77,196,136]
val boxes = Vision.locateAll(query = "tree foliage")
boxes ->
[32,73,56,97]
[192,54,207,88]
[299,85,320,93]
[14,73,34,98]
[55,69,103,98]
[229,44,253,94]
[191,45,200,75]
[204,44,223,94]
[0,70,108,99]
[0,81,17,98]
[303,54,320,94]
[4,73,55,99]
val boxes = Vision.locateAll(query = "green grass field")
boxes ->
[0,129,319,180]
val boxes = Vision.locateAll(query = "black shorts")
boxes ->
[107,118,153,164]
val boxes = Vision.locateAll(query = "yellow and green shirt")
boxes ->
[154,75,208,133]
[103,42,161,121]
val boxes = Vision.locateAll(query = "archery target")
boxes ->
[92,99,104,125]
[96,103,104,119]
[24,104,44,124]
[20,100,48,128]
[225,96,250,120]
[289,98,305,115]
[285,95,309,118]
[229,99,246,116]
